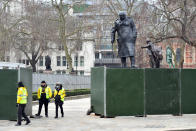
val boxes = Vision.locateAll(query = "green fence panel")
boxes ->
[106,68,144,117]
[0,69,18,120]
[20,68,32,116]
[90,68,196,117]
[181,69,196,114]
[91,67,105,115]
[145,69,180,115]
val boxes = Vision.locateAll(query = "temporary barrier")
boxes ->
[90,67,196,117]
[145,69,180,115]
[181,69,196,114]
[106,68,144,117]
[0,68,32,120]
[91,67,105,115]
[20,68,32,116]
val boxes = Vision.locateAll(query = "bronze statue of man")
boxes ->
[141,39,163,68]
[111,11,137,68]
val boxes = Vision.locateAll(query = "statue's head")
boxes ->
[119,11,126,21]
[146,38,151,44]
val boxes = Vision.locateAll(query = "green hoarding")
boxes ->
[106,68,144,117]
[91,67,105,115]
[0,69,18,120]
[145,69,180,115]
[181,69,196,114]
[0,68,32,120]
[91,67,196,117]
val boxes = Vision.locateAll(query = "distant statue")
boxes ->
[45,55,52,70]
[111,11,137,68]
[166,46,175,68]
[141,39,163,68]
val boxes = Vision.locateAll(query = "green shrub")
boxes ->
[32,94,38,101]
[32,89,90,101]
[66,89,90,97]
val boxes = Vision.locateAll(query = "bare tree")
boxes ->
[13,1,56,72]
[0,0,23,61]
[146,0,196,68]
[51,0,92,73]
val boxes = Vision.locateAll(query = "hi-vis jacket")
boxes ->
[37,86,52,99]
[17,87,28,104]
[54,88,66,102]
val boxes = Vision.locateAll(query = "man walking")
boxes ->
[15,81,30,126]
[35,81,52,117]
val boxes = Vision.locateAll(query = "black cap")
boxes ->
[18,81,24,87]
[41,81,46,83]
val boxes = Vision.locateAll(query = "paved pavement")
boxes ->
[0,98,196,131]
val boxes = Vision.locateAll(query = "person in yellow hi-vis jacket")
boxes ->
[35,81,52,117]
[15,82,30,126]
[54,83,66,118]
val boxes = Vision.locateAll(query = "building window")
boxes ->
[39,56,43,66]
[57,56,61,66]
[26,60,29,65]
[185,45,193,63]
[176,48,181,62]
[95,52,99,59]
[18,59,22,63]
[80,70,84,75]
[62,70,66,74]
[76,43,82,51]
[6,56,10,62]
[56,70,61,74]
[74,56,78,66]
[62,56,66,66]
[58,45,64,51]
[102,52,113,58]
[80,56,84,66]
[22,59,26,64]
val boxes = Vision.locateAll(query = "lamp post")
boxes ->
[76,53,78,75]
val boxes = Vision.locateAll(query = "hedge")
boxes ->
[32,89,90,101]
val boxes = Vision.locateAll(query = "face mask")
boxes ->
[56,86,60,90]
[41,85,45,87]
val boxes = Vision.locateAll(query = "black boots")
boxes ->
[25,121,31,125]
[55,113,64,118]
[15,123,21,126]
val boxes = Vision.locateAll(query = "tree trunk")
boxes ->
[58,3,73,74]
[63,40,73,73]
[30,60,37,72]
[179,43,185,68]
[180,59,184,68]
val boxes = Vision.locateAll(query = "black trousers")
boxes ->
[37,99,49,116]
[55,102,64,117]
[17,104,30,125]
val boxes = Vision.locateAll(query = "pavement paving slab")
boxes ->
[0,98,196,131]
